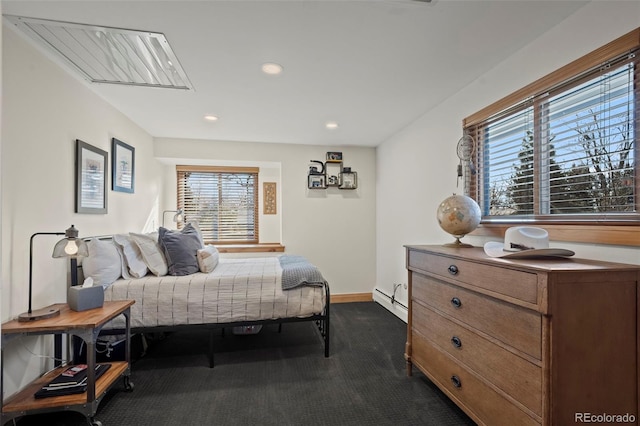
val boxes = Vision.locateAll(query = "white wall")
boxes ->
[156,137,377,296]
[1,24,163,396]
[375,1,640,320]
[0,1,4,329]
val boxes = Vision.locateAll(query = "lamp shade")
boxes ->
[162,208,184,226]
[52,225,88,258]
[173,208,184,223]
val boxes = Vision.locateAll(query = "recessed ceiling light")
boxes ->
[325,122,339,130]
[204,115,219,122]
[261,62,283,75]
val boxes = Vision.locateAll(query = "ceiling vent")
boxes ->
[4,15,193,90]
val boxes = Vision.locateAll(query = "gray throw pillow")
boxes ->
[158,224,201,276]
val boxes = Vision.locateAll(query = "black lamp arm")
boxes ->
[28,232,64,314]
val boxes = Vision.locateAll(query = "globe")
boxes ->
[436,194,481,247]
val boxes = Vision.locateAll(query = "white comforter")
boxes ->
[103,257,326,329]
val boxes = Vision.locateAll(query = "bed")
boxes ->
[71,226,330,367]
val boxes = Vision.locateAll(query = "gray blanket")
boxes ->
[279,255,326,290]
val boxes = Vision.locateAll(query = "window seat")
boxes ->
[216,244,285,254]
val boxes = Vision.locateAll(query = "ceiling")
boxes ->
[2,0,588,147]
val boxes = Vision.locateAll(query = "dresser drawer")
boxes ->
[412,333,540,426]
[408,250,538,305]
[412,302,542,416]
[412,273,542,359]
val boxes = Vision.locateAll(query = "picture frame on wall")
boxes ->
[111,138,135,193]
[263,182,277,214]
[75,139,108,214]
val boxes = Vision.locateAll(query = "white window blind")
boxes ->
[177,166,259,243]
[469,44,638,223]
[545,63,635,215]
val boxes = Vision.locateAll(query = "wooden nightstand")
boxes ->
[1,300,134,426]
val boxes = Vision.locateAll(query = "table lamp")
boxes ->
[18,224,89,322]
[162,208,184,227]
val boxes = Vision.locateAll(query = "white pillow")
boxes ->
[112,241,132,279]
[113,234,148,278]
[197,245,219,273]
[129,232,168,276]
[82,238,122,288]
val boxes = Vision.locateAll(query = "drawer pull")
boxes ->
[451,336,462,348]
[450,297,462,308]
[447,265,459,276]
[451,375,462,388]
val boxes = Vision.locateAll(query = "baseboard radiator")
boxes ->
[373,287,408,323]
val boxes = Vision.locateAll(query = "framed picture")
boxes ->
[111,138,135,193]
[75,139,108,214]
[263,182,277,214]
[326,151,343,162]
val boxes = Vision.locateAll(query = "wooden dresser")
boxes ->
[405,245,640,426]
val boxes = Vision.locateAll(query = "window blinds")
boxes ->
[468,37,638,223]
[177,166,259,243]
[545,62,635,215]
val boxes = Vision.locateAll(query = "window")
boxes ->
[177,166,259,244]
[465,28,639,225]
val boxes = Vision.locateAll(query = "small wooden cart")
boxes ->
[1,301,134,426]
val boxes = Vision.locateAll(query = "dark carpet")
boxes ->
[16,302,475,426]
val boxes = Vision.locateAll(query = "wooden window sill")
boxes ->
[215,243,285,253]
[472,224,639,247]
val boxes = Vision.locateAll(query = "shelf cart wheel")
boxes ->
[124,376,134,391]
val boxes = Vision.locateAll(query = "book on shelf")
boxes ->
[34,364,111,398]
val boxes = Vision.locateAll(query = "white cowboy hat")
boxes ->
[483,226,575,258]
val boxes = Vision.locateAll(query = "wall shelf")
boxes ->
[307,152,357,190]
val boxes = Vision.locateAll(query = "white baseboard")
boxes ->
[373,287,408,323]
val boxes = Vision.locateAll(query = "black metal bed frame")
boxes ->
[70,252,330,368]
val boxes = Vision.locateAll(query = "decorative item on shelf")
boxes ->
[308,160,326,189]
[326,151,343,162]
[308,174,326,189]
[325,155,342,187]
[308,160,325,175]
[339,167,357,190]
[327,175,340,187]
[162,209,184,227]
[456,129,476,189]
[19,225,89,322]
[436,193,481,248]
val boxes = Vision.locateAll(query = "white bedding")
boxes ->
[103,256,326,329]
